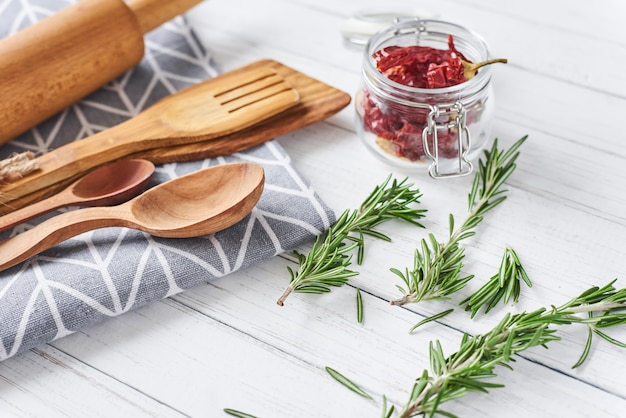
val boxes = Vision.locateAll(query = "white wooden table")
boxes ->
[2,0,626,416]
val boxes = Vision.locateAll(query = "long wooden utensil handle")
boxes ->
[0,120,154,203]
[0,207,132,273]
[0,190,72,233]
[128,0,205,33]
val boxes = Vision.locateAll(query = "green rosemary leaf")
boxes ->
[443,274,475,296]
[325,366,374,400]
[475,195,507,215]
[576,285,603,301]
[427,233,440,254]
[295,284,332,294]
[409,309,454,333]
[500,135,527,161]
[594,328,626,348]
[501,324,516,360]
[390,268,411,289]
[382,395,395,418]
[395,285,408,295]
[595,315,626,328]
[449,377,495,393]
[356,288,364,324]
[223,408,258,418]
[459,215,483,230]
[519,269,533,287]
[462,276,495,302]
[286,266,296,282]
[448,213,455,237]
[572,321,594,369]
[455,231,476,241]
[468,171,481,211]
[430,340,447,376]
[413,369,430,400]
[485,287,506,314]
[502,272,517,305]
[399,213,428,228]
[487,167,515,198]
[431,410,459,418]
[605,286,626,304]
[429,378,449,418]
[420,239,432,263]
[497,252,509,287]
[353,231,365,265]
[360,229,392,242]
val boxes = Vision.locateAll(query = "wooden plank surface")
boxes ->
[1,0,625,416]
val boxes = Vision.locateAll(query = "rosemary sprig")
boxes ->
[390,136,527,306]
[461,246,532,318]
[393,280,626,417]
[277,176,427,306]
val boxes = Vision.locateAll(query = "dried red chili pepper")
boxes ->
[373,35,470,89]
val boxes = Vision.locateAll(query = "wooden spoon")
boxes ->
[0,162,265,273]
[0,159,155,233]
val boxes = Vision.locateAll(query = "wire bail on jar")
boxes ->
[422,101,472,179]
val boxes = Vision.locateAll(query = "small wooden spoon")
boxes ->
[0,162,265,272]
[0,159,155,233]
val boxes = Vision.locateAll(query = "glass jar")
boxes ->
[355,20,496,178]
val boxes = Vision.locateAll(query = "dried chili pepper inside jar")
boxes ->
[355,20,498,178]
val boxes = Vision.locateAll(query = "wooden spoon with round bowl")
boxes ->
[0,159,155,233]
[0,162,265,272]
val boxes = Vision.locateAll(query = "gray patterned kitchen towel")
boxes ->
[0,1,335,361]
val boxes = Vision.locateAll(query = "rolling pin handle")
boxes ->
[127,0,205,33]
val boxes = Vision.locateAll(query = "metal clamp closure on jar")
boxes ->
[423,101,472,178]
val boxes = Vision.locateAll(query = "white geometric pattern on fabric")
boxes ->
[0,1,335,361]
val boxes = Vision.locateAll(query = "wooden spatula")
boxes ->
[1,60,351,215]
[0,65,299,206]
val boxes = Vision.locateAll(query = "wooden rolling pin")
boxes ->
[0,0,203,145]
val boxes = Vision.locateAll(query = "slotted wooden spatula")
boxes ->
[1,60,352,215]
[0,65,299,205]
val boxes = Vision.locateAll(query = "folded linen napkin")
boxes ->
[0,1,335,361]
